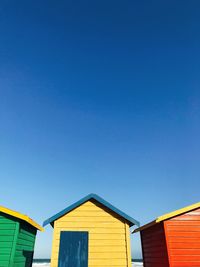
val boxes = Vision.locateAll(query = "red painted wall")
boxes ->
[141,223,169,267]
[165,207,200,267]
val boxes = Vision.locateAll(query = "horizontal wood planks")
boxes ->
[13,222,36,267]
[165,207,200,267]
[0,213,18,266]
[0,212,37,267]
[141,223,169,267]
[51,200,130,267]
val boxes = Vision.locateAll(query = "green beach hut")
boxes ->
[0,205,43,267]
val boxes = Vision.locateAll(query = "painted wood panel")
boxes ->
[58,231,88,267]
[13,222,36,267]
[51,200,130,267]
[0,213,18,267]
[140,223,169,267]
[165,207,200,267]
[0,212,38,267]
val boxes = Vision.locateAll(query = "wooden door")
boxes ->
[58,231,88,267]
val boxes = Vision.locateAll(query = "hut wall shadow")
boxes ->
[23,250,34,267]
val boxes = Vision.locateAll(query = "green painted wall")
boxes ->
[0,212,37,267]
[13,222,36,267]
[0,213,18,267]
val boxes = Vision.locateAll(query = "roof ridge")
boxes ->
[43,193,140,227]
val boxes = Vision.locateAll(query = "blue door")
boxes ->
[58,231,88,267]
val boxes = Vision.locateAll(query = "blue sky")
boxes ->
[0,0,200,259]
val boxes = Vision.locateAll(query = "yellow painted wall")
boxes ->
[50,200,132,267]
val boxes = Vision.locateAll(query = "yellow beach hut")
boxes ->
[43,193,140,267]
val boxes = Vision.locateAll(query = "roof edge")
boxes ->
[0,206,44,231]
[156,202,200,223]
[133,220,156,233]
[43,193,140,227]
[133,201,200,233]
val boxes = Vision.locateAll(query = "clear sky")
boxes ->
[0,0,200,259]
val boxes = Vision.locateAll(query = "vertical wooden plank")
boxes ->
[51,221,59,267]
[13,222,37,266]
[125,223,131,267]
[9,221,19,267]
[164,221,172,267]
[140,232,146,267]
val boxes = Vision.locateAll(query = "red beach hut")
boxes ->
[133,202,200,267]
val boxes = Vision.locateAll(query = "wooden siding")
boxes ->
[0,213,18,267]
[0,212,37,267]
[141,222,169,267]
[165,207,200,267]
[51,200,131,267]
[13,222,36,267]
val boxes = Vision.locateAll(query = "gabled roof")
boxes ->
[133,202,200,233]
[43,193,140,227]
[0,206,44,231]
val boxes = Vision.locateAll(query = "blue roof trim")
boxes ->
[43,194,140,227]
